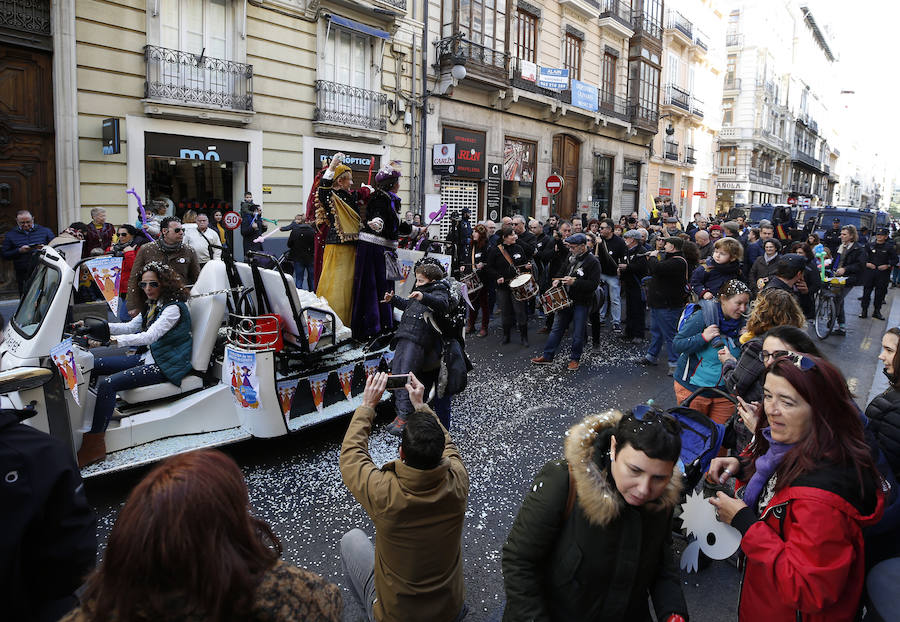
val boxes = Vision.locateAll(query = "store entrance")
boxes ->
[146,157,236,217]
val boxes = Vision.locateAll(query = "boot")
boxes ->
[859,308,868,319]
[519,325,529,346]
[502,326,512,344]
[592,321,601,347]
[873,308,886,320]
[77,432,106,468]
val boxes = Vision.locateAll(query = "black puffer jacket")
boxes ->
[390,279,450,348]
[866,386,900,477]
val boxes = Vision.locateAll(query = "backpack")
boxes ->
[676,298,719,334]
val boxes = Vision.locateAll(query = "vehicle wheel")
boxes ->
[814,294,834,340]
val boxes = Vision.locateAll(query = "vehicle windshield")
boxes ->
[748,206,774,223]
[815,212,873,231]
[12,262,61,338]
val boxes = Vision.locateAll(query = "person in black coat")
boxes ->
[831,224,868,335]
[239,203,267,259]
[619,230,649,342]
[642,238,689,373]
[485,225,532,345]
[536,221,572,331]
[823,218,842,257]
[530,233,601,371]
[512,215,536,260]
[1,406,97,621]
[282,217,316,291]
[860,228,898,320]
[596,220,628,331]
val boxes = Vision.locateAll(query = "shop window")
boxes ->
[592,156,613,219]
[503,138,536,218]
[514,9,538,63]
[564,33,582,81]
[659,171,675,196]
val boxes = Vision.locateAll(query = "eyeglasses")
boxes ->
[770,352,817,371]
[599,226,611,230]
[759,349,791,362]
[117,231,130,237]
[139,281,160,289]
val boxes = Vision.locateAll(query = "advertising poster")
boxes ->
[224,347,259,409]
[571,80,599,112]
[276,378,297,419]
[336,364,355,400]
[86,256,124,315]
[308,372,330,412]
[50,338,79,406]
[537,67,569,91]
[503,139,536,183]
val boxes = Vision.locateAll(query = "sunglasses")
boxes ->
[170,227,184,233]
[139,281,160,289]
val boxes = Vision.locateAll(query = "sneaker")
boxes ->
[386,415,407,437]
[612,322,622,332]
[639,355,658,366]
[567,360,580,371]
[530,356,552,365]
[832,326,846,336]
[477,329,488,337]
[859,310,868,319]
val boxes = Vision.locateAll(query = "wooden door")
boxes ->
[0,43,56,293]
[551,135,580,220]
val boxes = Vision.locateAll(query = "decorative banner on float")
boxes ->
[50,338,80,406]
[337,364,355,400]
[305,309,330,350]
[86,256,124,315]
[678,491,742,572]
[363,358,380,379]
[224,347,260,409]
[276,378,297,419]
[309,372,330,412]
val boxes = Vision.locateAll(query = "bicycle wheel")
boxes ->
[814,293,835,340]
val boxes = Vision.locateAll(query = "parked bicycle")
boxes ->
[814,275,848,340]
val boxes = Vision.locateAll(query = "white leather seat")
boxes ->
[119,260,229,405]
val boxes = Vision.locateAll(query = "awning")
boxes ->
[328,14,391,40]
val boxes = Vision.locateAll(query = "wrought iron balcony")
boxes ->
[633,13,662,39]
[376,0,406,9]
[691,96,704,117]
[685,145,696,164]
[726,32,743,47]
[314,80,388,132]
[599,91,629,122]
[628,103,660,130]
[665,10,693,40]
[664,141,679,160]
[693,30,708,51]
[663,84,691,112]
[599,0,633,28]
[144,45,253,111]
[792,149,821,171]
[436,34,509,86]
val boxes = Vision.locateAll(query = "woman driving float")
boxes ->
[77,261,193,468]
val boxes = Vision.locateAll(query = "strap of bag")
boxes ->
[498,244,520,275]
[563,463,577,521]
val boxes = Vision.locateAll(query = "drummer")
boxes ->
[484,224,531,346]
[530,233,602,371]
[461,223,490,337]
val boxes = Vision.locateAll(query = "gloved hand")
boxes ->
[368,217,384,233]
[328,152,345,171]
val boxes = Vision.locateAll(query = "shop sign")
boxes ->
[432,143,456,175]
[442,127,486,178]
[800,197,811,206]
[716,181,743,190]
[222,210,242,230]
[519,59,537,82]
[659,187,672,196]
[313,149,380,173]
[145,133,249,161]
[546,174,564,195]
[571,80,598,112]
[693,191,707,198]
[503,138,536,183]
[262,186,272,194]
[487,162,502,216]
[537,67,569,91]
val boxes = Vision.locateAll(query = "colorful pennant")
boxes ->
[309,372,330,412]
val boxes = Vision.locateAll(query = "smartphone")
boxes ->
[386,374,409,390]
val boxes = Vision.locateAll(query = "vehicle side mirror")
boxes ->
[0,367,54,394]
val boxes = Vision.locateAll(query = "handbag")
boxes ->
[385,250,403,281]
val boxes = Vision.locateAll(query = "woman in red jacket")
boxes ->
[708,354,885,622]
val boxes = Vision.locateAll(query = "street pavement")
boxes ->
[78,286,892,622]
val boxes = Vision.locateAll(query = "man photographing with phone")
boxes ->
[339,371,469,622]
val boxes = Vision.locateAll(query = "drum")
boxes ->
[540,285,572,314]
[510,273,539,301]
[460,271,482,295]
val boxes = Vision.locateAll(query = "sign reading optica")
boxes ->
[546,174,564,195]
[571,80,598,112]
[537,67,569,91]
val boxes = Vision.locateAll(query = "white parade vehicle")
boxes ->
[0,245,395,478]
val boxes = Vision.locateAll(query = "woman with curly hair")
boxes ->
[75,262,194,467]
[62,449,342,622]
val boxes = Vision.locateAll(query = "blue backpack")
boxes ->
[676,298,719,334]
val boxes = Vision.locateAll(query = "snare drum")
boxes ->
[540,285,572,314]
[510,273,539,301]
[460,271,482,295]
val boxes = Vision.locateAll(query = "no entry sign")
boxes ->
[222,210,242,230]
[546,174,564,195]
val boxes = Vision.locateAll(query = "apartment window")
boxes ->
[667,52,680,85]
[601,52,616,99]
[448,0,506,52]
[322,26,372,90]
[592,156,613,217]
[564,33,582,80]
[722,99,733,125]
[514,9,538,62]
[161,0,230,58]
[628,59,659,112]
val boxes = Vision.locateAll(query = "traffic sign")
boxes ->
[546,174,564,195]
[223,210,242,230]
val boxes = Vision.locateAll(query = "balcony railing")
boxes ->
[377,0,407,9]
[663,83,691,111]
[599,91,629,121]
[664,141,679,160]
[666,10,693,39]
[717,166,738,176]
[693,30,708,51]
[685,145,696,164]
[792,149,821,171]
[723,76,741,91]
[314,80,388,131]
[436,35,509,84]
[691,96,704,117]
[144,45,253,111]
[510,57,571,104]
[719,127,738,139]
[634,13,662,39]
[726,32,743,47]
[599,0,633,27]
[629,103,660,129]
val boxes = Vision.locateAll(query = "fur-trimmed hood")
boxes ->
[564,410,683,527]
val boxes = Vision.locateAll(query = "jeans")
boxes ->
[892,265,900,286]
[432,393,452,429]
[116,294,131,322]
[293,261,315,291]
[597,273,621,324]
[647,307,682,364]
[90,354,167,433]
[543,304,589,362]
[836,285,853,325]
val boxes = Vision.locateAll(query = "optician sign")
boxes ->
[571,80,598,112]
[538,67,569,91]
[313,149,380,173]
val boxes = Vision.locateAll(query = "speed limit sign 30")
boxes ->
[222,210,242,230]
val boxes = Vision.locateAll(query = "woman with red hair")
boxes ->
[62,450,341,622]
[708,355,885,621]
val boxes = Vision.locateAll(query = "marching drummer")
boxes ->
[531,233,602,371]
[484,224,532,346]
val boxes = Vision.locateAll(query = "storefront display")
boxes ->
[503,137,536,218]
[591,155,613,218]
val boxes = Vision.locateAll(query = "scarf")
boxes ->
[742,427,796,510]
[717,305,742,339]
[157,237,182,253]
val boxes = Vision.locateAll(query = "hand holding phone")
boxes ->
[385,374,409,390]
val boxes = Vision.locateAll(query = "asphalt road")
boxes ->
[80,287,892,621]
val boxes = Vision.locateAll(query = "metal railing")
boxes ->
[634,13,662,39]
[436,34,509,77]
[664,141,679,160]
[685,145,696,164]
[792,149,821,171]
[314,80,388,131]
[691,96,704,117]
[666,10,693,39]
[664,84,691,111]
[717,166,738,176]
[724,76,741,90]
[510,57,571,104]
[144,45,253,110]
[726,32,743,47]
[599,91,629,121]
[629,103,660,127]
[693,29,708,51]
[376,0,407,9]
[599,0,633,27]
[0,0,51,36]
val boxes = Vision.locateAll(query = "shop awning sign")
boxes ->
[571,80,598,112]
[441,127,486,179]
[432,143,456,175]
[145,133,248,161]
[659,187,672,196]
[537,67,569,91]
